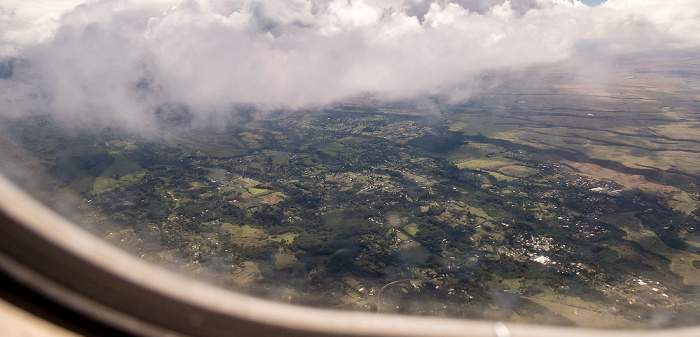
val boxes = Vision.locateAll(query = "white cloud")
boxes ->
[0,0,86,55]
[1,0,699,131]
[319,0,384,35]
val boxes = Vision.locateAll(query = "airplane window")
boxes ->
[1,1,700,335]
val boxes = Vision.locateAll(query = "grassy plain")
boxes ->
[600,212,700,286]
[446,54,700,196]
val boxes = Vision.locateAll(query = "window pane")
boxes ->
[2,0,700,330]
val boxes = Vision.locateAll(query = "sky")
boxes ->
[1,0,699,132]
[579,0,606,5]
